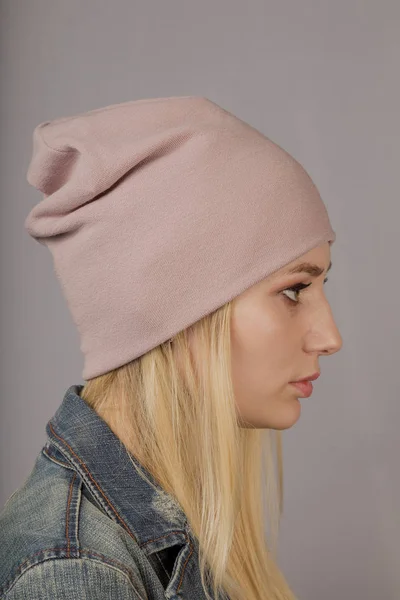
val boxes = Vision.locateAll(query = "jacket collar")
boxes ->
[46,384,189,554]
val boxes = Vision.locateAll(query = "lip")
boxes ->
[292,372,320,383]
[289,372,320,398]
[290,381,314,397]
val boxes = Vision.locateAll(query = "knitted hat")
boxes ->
[25,95,336,380]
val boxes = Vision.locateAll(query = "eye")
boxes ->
[282,277,329,304]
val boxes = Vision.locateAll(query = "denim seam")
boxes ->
[0,552,148,600]
[46,422,194,595]
[171,530,194,595]
[43,437,193,592]
[48,422,139,543]
[65,471,81,557]
[48,424,190,550]
[41,446,75,471]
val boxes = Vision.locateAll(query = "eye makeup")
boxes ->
[282,277,329,304]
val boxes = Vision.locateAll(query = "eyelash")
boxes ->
[282,277,329,305]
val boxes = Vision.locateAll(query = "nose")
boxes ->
[308,301,343,356]
[319,317,343,356]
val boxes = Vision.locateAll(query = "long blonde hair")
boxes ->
[80,299,297,600]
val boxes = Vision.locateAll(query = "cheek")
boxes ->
[233,317,289,382]
[235,305,290,351]
[231,305,301,395]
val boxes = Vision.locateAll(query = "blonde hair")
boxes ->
[80,300,297,600]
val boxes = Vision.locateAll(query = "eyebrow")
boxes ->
[283,260,332,278]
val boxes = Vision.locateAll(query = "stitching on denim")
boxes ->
[44,438,186,549]
[48,422,138,542]
[177,530,193,593]
[42,446,74,470]
[65,471,76,557]
[47,422,193,593]
[48,423,188,551]
[0,550,148,600]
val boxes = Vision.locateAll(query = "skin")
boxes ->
[104,242,341,443]
[229,242,343,430]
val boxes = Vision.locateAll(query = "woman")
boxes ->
[0,96,342,599]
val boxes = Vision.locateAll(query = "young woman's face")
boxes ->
[230,242,343,430]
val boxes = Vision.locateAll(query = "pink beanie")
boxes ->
[25,95,336,380]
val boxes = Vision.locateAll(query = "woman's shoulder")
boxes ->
[0,445,150,599]
[0,557,146,599]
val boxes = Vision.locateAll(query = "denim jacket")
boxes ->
[0,385,217,599]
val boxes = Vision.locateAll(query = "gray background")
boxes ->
[1,1,399,598]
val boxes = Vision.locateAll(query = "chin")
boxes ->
[267,399,302,430]
[239,405,301,430]
[237,394,302,429]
